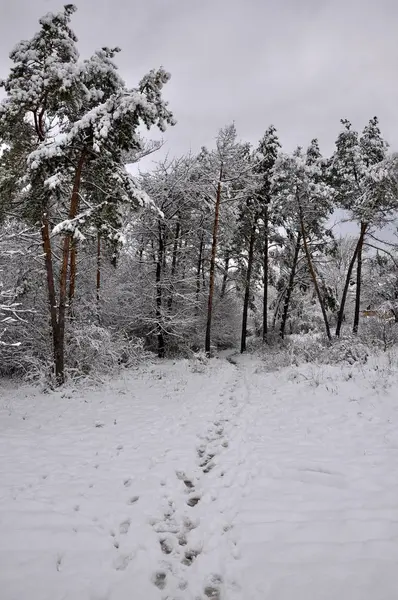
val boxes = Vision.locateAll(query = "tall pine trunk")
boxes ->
[96,232,101,323]
[41,150,86,385]
[167,219,181,311]
[181,238,188,280]
[280,232,301,339]
[298,200,331,341]
[353,222,367,334]
[196,233,204,308]
[241,217,257,353]
[272,291,285,330]
[56,150,86,384]
[220,250,230,299]
[205,167,223,356]
[262,204,269,342]
[335,224,367,337]
[156,220,165,358]
[68,242,77,318]
[41,214,62,380]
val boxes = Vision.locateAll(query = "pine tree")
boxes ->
[0,5,175,383]
[330,117,393,336]
[272,142,333,340]
[239,191,259,354]
[255,125,281,342]
[203,124,251,356]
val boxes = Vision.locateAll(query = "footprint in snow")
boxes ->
[119,519,131,535]
[183,515,198,531]
[152,571,167,590]
[187,495,201,507]
[200,453,216,473]
[127,495,139,505]
[113,553,133,571]
[182,547,201,566]
[197,446,206,458]
[204,574,223,599]
[159,537,173,555]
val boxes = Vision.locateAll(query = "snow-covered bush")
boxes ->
[64,324,152,381]
[254,330,372,373]
[210,295,241,350]
[189,349,209,373]
[325,337,369,365]
[359,316,398,352]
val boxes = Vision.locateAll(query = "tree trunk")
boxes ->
[335,225,366,337]
[181,237,188,280]
[280,232,301,339]
[272,291,285,330]
[41,213,62,382]
[220,250,230,299]
[68,242,77,319]
[241,218,257,353]
[96,232,101,323]
[353,222,367,334]
[156,220,165,358]
[262,204,269,342]
[56,150,86,384]
[138,236,144,265]
[196,233,204,307]
[167,219,181,311]
[205,167,223,356]
[298,202,331,341]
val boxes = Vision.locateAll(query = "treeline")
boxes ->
[1,5,398,384]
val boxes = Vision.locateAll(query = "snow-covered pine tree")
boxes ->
[254,125,281,341]
[272,142,334,340]
[203,124,251,356]
[0,5,175,383]
[330,117,394,336]
[237,153,260,354]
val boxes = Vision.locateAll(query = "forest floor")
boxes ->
[1,350,398,600]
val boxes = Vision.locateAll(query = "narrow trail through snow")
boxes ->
[1,354,398,599]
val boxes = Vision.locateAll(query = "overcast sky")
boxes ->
[0,0,397,174]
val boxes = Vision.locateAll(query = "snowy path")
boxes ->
[1,355,398,599]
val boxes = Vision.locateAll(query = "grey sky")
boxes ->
[1,0,397,173]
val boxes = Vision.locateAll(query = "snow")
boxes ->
[1,353,398,599]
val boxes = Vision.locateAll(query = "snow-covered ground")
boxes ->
[1,352,398,600]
